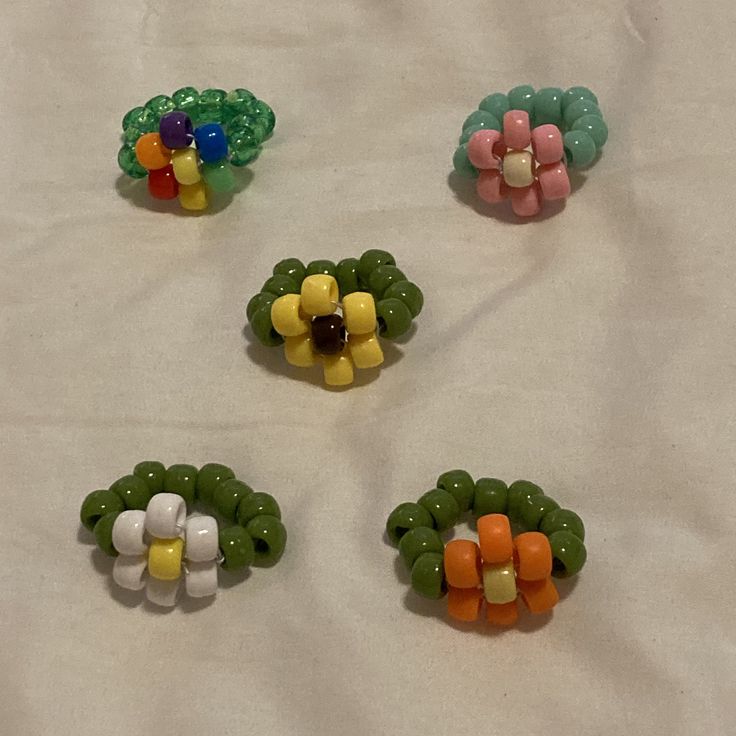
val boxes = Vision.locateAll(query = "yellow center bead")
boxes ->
[342,292,377,336]
[502,150,535,188]
[482,560,517,604]
[271,294,310,337]
[148,537,184,581]
[348,332,384,369]
[178,181,208,211]
[322,352,355,386]
[171,148,201,185]
[300,275,338,317]
[284,333,317,367]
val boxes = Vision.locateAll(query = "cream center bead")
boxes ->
[482,560,517,604]
[111,509,147,556]
[300,274,338,316]
[342,292,377,335]
[145,493,186,539]
[271,294,311,337]
[502,150,535,188]
[184,515,219,562]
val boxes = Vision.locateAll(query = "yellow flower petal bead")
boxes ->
[482,559,517,604]
[271,294,310,337]
[171,148,201,185]
[300,274,338,317]
[148,537,184,581]
[179,181,208,211]
[348,332,384,369]
[342,291,377,335]
[503,150,535,188]
[322,352,354,386]
[284,333,317,367]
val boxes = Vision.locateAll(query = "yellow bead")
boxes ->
[482,560,517,604]
[148,537,184,581]
[271,294,310,337]
[171,148,201,185]
[503,150,535,188]
[348,332,384,369]
[342,291,377,336]
[178,181,208,211]
[284,333,317,367]
[322,352,354,386]
[300,274,338,317]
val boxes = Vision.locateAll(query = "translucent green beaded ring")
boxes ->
[386,471,587,626]
[453,85,608,217]
[79,462,287,608]
[118,88,275,212]
[246,250,423,387]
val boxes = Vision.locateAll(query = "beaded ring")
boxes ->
[386,470,587,626]
[117,87,275,211]
[79,462,287,608]
[453,85,608,217]
[246,250,423,387]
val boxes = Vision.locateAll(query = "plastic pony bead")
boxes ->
[117,88,275,212]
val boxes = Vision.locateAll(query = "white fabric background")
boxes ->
[1,1,734,734]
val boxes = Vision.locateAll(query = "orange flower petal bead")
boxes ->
[477,513,513,563]
[514,531,552,581]
[517,577,559,614]
[447,586,483,622]
[134,132,172,171]
[443,539,482,589]
[486,599,519,627]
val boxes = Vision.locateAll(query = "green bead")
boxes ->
[122,125,144,145]
[237,492,281,526]
[507,85,535,115]
[357,249,396,285]
[453,145,478,179]
[273,258,307,287]
[306,259,337,277]
[122,106,157,133]
[472,478,508,517]
[214,478,254,521]
[172,87,199,117]
[250,304,284,347]
[369,265,407,298]
[386,502,435,545]
[478,92,510,121]
[201,159,236,193]
[117,145,147,179]
[562,86,598,111]
[93,512,120,557]
[533,87,564,126]
[410,552,446,599]
[572,114,608,148]
[539,508,585,542]
[196,463,235,508]
[398,527,444,570]
[563,99,602,128]
[80,489,125,532]
[336,258,361,296]
[226,114,266,142]
[383,280,423,318]
[122,106,145,130]
[436,469,474,513]
[563,130,597,168]
[246,291,276,322]
[133,460,166,494]
[144,94,175,120]
[376,298,413,339]
[164,464,198,507]
[507,480,543,523]
[245,515,287,565]
[227,128,262,167]
[549,531,587,577]
[219,525,255,571]
[519,494,560,531]
[198,88,226,123]
[262,274,299,297]
[109,475,151,511]
[458,123,486,145]
[223,88,256,121]
[462,110,501,131]
[418,488,460,532]
[250,100,276,137]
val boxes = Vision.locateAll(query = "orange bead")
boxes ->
[443,539,481,588]
[517,577,559,614]
[477,514,513,563]
[135,133,172,171]
[514,532,552,581]
[486,599,519,627]
[447,586,482,622]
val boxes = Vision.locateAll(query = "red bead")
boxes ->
[147,165,179,200]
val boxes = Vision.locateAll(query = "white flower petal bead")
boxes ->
[112,554,147,591]
[144,493,186,539]
[111,510,147,556]
[184,515,219,562]
[185,561,218,598]
[146,577,180,608]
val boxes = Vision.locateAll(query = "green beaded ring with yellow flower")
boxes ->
[246,250,423,387]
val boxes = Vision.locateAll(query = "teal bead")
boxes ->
[519,494,560,531]
[533,87,564,126]
[539,508,585,542]
[368,265,407,298]
[246,291,277,322]
[462,110,501,132]
[452,145,478,179]
[478,92,509,121]
[507,480,543,523]
[117,145,147,179]
[227,128,262,167]
[507,85,535,115]
[562,86,598,110]
[245,515,287,565]
[250,304,284,347]
[94,512,120,557]
[572,114,608,148]
[336,258,361,296]
[418,488,460,532]
[249,100,276,137]
[357,249,396,286]
[214,478,254,521]
[398,527,444,570]
[273,258,307,287]
[198,88,227,123]
[436,469,475,513]
[133,460,166,494]
[201,160,236,193]
[383,280,423,318]
[472,477,508,517]
[144,94,176,120]
[237,492,281,526]
[164,464,198,507]
[261,274,299,297]
[410,552,446,599]
[109,475,151,511]
[459,124,486,145]
[563,130,597,168]
[549,530,587,577]
[172,87,200,118]
[376,298,413,339]
[218,525,255,571]
[306,260,337,278]
[563,99,602,128]
[196,463,235,508]
[386,502,435,545]
[223,88,256,121]
[80,489,125,532]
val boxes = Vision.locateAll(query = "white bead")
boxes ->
[146,577,180,607]
[185,561,218,598]
[144,493,186,539]
[184,515,219,562]
[112,554,147,591]
[111,510,147,555]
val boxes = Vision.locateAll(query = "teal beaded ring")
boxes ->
[453,85,608,217]
[118,87,275,212]
[386,470,586,626]
[79,462,287,608]
[246,250,424,387]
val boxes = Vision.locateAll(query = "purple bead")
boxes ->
[159,111,193,149]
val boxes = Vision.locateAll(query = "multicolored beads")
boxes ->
[246,250,423,387]
[386,471,586,627]
[454,85,608,217]
[79,462,286,607]
[118,88,275,212]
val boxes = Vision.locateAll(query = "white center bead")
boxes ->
[111,510,147,556]
[144,493,186,539]
[184,515,219,562]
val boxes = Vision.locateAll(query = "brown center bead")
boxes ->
[311,314,346,355]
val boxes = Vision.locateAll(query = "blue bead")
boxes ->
[194,123,228,163]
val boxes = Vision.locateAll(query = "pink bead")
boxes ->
[531,124,564,165]
[537,162,571,200]
[476,169,507,204]
[503,110,531,150]
[510,183,542,217]
[467,129,503,170]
